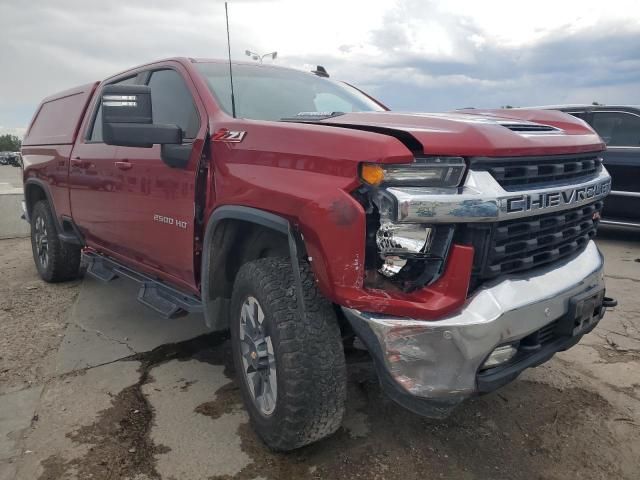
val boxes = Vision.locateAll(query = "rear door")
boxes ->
[69,75,139,247]
[589,110,640,223]
[106,64,206,290]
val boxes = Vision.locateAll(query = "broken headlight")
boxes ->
[358,190,454,291]
[357,157,462,292]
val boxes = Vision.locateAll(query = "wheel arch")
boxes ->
[201,206,307,330]
[24,179,58,230]
[24,179,83,244]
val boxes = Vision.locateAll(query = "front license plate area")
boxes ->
[558,288,605,337]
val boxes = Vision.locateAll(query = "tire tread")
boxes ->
[231,257,346,450]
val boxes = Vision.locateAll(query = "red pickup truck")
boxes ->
[22,57,614,450]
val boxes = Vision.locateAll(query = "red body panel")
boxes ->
[322,111,605,156]
[22,145,75,218]
[207,118,412,295]
[22,57,606,320]
[23,82,99,220]
[23,82,99,147]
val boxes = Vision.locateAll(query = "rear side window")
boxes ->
[88,76,138,142]
[24,86,95,146]
[147,70,199,139]
[591,111,640,147]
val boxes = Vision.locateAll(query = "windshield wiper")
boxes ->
[280,111,346,122]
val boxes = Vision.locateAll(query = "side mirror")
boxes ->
[102,85,182,148]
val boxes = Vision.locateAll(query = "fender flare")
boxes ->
[23,178,60,231]
[24,178,83,245]
[201,205,306,330]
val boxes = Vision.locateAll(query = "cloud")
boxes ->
[0,126,27,137]
[284,1,640,110]
[1,0,640,133]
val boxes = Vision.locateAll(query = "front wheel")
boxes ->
[230,257,347,451]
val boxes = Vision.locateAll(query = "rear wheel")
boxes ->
[30,200,81,282]
[230,257,347,451]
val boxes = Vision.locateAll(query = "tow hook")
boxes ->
[603,297,618,308]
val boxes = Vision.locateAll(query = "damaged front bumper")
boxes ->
[342,240,608,418]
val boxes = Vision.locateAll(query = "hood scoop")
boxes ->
[498,122,560,133]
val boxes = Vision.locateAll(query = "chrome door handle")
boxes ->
[114,160,133,170]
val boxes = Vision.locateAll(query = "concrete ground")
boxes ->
[0,165,22,192]
[0,165,28,240]
[1,230,639,480]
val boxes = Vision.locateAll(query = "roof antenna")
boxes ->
[311,65,329,78]
[224,2,237,118]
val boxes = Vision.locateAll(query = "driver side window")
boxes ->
[147,69,199,139]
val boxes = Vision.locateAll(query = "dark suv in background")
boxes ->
[0,152,22,167]
[541,105,640,228]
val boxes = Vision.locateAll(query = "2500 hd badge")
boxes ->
[153,213,188,229]
[503,179,611,214]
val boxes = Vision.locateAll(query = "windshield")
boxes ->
[195,62,385,121]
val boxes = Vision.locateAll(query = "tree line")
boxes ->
[0,134,22,151]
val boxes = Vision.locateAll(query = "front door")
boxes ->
[69,75,139,248]
[105,65,206,290]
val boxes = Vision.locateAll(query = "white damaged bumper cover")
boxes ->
[342,241,606,418]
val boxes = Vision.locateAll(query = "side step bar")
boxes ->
[83,251,203,319]
[600,219,640,229]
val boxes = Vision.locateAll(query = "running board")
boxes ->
[83,251,203,319]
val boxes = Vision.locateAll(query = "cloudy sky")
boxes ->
[1,0,640,136]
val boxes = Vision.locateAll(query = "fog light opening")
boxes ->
[376,223,434,278]
[481,344,518,370]
[376,223,434,255]
[379,256,407,277]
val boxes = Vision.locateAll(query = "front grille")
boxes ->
[525,319,561,347]
[537,320,559,345]
[485,201,602,278]
[471,153,603,190]
[460,200,603,290]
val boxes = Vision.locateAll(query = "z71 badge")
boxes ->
[212,128,246,143]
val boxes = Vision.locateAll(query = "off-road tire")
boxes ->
[30,200,81,282]
[230,257,347,451]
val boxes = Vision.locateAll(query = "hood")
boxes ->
[312,109,604,158]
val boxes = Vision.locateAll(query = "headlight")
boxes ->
[361,156,466,188]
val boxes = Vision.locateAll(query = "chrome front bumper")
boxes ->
[342,241,605,417]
